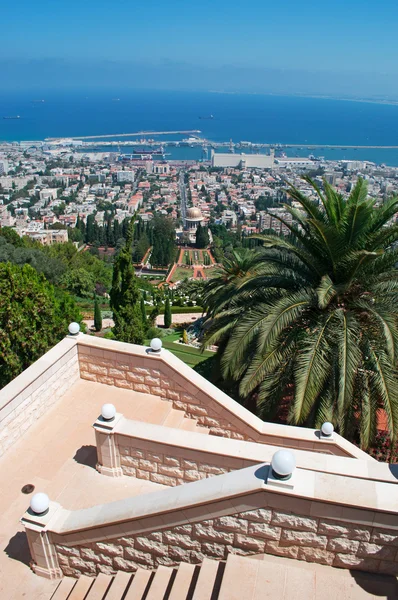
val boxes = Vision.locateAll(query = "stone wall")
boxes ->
[0,342,79,457]
[54,508,398,578]
[78,343,357,457]
[78,345,253,441]
[117,437,253,485]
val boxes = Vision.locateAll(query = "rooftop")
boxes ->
[0,333,397,598]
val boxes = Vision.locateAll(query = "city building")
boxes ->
[18,228,69,245]
[117,170,135,183]
[0,159,9,175]
[211,149,275,169]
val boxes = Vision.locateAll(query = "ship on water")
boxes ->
[3,115,21,119]
[199,114,214,120]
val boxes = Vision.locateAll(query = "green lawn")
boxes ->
[159,331,214,367]
[169,266,194,283]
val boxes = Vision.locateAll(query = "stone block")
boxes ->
[318,520,370,541]
[113,557,138,572]
[239,509,272,523]
[201,542,227,559]
[97,564,115,575]
[126,373,145,383]
[70,557,96,573]
[193,524,234,544]
[214,516,248,534]
[55,545,80,557]
[98,554,113,567]
[158,465,184,478]
[164,456,180,467]
[145,376,160,386]
[163,532,201,550]
[94,542,123,557]
[81,548,102,563]
[248,522,281,541]
[150,387,163,396]
[333,553,380,572]
[97,376,115,386]
[123,466,137,477]
[378,561,398,576]
[298,547,334,566]
[234,535,265,553]
[150,473,178,486]
[57,554,70,567]
[173,525,192,534]
[357,542,396,561]
[181,459,198,469]
[88,364,108,375]
[184,470,205,482]
[168,546,191,562]
[199,464,227,476]
[132,367,151,375]
[167,390,181,401]
[121,456,140,467]
[109,368,126,378]
[124,547,154,566]
[139,459,156,472]
[130,449,145,458]
[134,384,151,394]
[371,530,398,546]
[80,371,98,382]
[327,538,359,554]
[271,511,317,532]
[114,379,132,389]
[280,530,327,548]
[136,469,150,480]
[135,537,168,557]
[147,453,163,464]
[266,540,299,559]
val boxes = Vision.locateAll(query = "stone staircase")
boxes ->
[48,553,398,599]
[96,384,210,435]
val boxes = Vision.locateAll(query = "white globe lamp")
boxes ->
[150,338,162,353]
[30,493,50,515]
[101,403,116,421]
[68,322,80,336]
[271,449,296,481]
[321,422,334,437]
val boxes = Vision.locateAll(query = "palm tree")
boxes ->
[203,178,398,449]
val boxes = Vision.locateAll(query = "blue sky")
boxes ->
[2,0,397,73]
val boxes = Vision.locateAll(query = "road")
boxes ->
[179,170,188,222]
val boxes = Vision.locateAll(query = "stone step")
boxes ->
[67,574,94,599]
[85,573,112,600]
[105,571,133,600]
[133,396,173,425]
[192,558,220,600]
[162,407,186,428]
[168,562,197,600]
[145,565,175,600]
[50,577,76,600]
[218,554,259,600]
[123,567,152,599]
[180,417,203,432]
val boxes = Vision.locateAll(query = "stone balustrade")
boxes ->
[94,416,396,486]
[0,337,79,457]
[78,335,370,459]
[22,463,398,579]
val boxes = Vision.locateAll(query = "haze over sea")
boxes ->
[1,90,398,165]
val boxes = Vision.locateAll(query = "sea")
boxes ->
[1,89,398,166]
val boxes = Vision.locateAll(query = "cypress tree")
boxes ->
[140,295,147,323]
[110,218,145,344]
[164,297,172,328]
[94,294,102,332]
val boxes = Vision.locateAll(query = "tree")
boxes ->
[164,297,172,328]
[203,178,398,449]
[94,294,102,332]
[140,296,147,323]
[60,268,95,298]
[110,219,145,344]
[0,263,82,388]
[195,224,210,249]
[150,216,176,267]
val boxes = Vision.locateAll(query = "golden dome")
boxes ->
[186,207,203,219]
